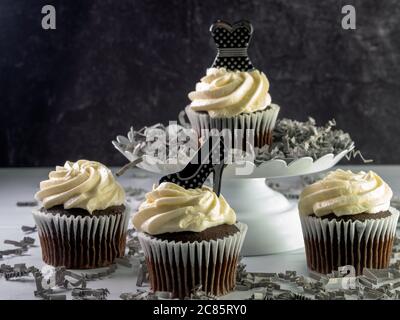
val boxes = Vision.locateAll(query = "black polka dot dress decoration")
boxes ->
[159,136,226,195]
[210,20,254,71]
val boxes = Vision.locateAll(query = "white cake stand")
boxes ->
[113,135,353,256]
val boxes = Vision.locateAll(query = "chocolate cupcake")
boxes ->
[33,160,130,269]
[186,67,280,149]
[298,169,399,275]
[133,182,247,299]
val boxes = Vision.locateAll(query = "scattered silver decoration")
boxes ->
[124,187,147,201]
[120,288,217,301]
[16,201,38,207]
[122,287,216,300]
[71,288,110,300]
[115,117,358,170]
[0,248,24,258]
[0,263,39,280]
[254,117,357,164]
[235,251,400,300]
[0,236,36,258]
[136,257,149,287]
[21,225,37,234]
[120,289,149,300]
[81,264,118,281]
[32,266,87,299]
[185,285,217,300]
[120,289,173,300]
[113,123,198,175]
[4,236,35,249]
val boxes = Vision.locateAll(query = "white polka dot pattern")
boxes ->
[210,20,254,71]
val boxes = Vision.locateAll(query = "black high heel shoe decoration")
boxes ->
[159,136,226,196]
[210,20,254,71]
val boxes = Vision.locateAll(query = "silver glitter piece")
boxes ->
[113,123,198,173]
[16,201,38,207]
[115,256,133,268]
[21,225,37,233]
[186,285,218,300]
[362,287,385,300]
[4,237,35,248]
[72,288,110,300]
[124,187,147,200]
[0,248,24,257]
[254,117,356,164]
[136,259,149,287]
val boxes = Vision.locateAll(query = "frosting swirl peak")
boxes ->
[132,182,236,235]
[298,169,393,217]
[188,67,271,118]
[35,160,125,214]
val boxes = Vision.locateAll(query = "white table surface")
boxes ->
[0,165,399,300]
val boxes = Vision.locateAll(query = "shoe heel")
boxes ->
[212,163,225,195]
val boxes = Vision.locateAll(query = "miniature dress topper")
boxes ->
[210,20,255,71]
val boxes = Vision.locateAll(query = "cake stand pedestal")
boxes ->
[221,177,301,256]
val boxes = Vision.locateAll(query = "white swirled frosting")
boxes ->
[298,169,393,217]
[188,67,271,118]
[35,160,125,214]
[132,182,236,235]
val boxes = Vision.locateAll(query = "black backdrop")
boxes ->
[1,0,399,166]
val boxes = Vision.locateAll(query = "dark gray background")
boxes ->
[1,0,399,167]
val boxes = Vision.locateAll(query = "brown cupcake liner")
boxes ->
[138,222,247,299]
[185,104,280,149]
[32,205,130,269]
[300,207,399,275]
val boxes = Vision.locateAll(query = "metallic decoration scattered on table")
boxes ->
[235,252,400,300]
[4,236,35,249]
[0,248,24,258]
[0,236,36,258]
[136,257,149,287]
[16,201,38,207]
[120,289,174,300]
[81,264,118,281]
[72,288,110,300]
[21,225,37,234]
[0,263,39,280]
[185,285,217,300]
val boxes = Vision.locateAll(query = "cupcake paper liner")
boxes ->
[185,105,280,149]
[32,204,130,269]
[300,207,399,275]
[138,222,248,299]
